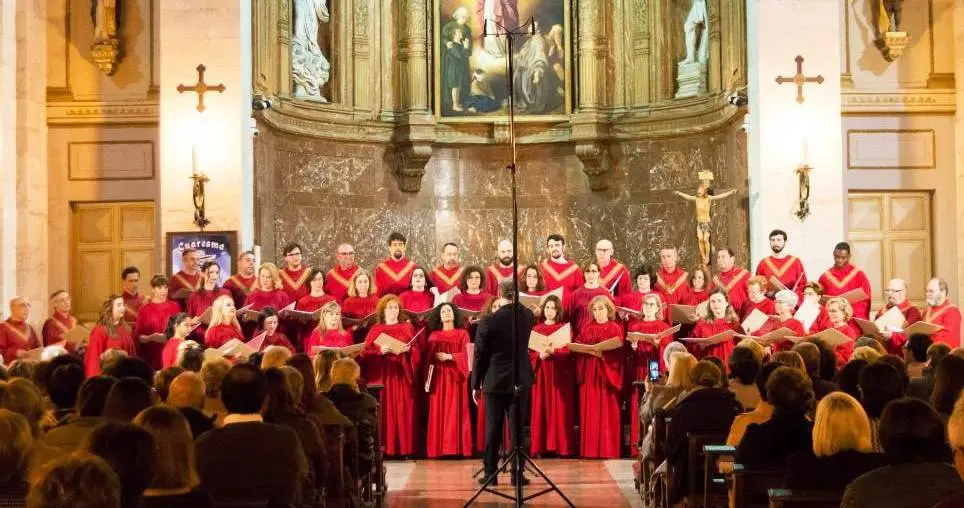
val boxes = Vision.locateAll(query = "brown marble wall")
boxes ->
[254,122,749,274]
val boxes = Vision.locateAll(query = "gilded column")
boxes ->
[576,0,608,112]
[353,0,373,115]
[398,0,429,112]
[631,0,651,107]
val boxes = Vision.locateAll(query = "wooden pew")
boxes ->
[703,444,735,507]
[686,433,728,507]
[643,409,669,507]
[731,464,785,508]
[767,488,843,508]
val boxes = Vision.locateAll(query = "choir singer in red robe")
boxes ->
[223,250,258,309]
[540,234,584,297]
[204,295,246,349]
[522,265,547,296]
[754,290,805,352]
[279,243,311,302]
[134,275,181,370]
[656,247,690,306]
[818,242,872,320]
[424,302,473,458]
[573,296,624,459]
[529,295,576,457]
[343,270,380,339]
[42,290,81,352]
[754,229,807,296]
[121,266,148,326]
[85,295,137,377]
[690,290,740,362]
[451,266,494,313]
[595,239,632,298]
[485,240,522,296]
[291,268,334,345]
[325,244,359,303]
[627,293,672,454]
[886,278,961,349]
[168,248,203,309]
[429,243,463,294]
[160,313,196,368]
[825,297,859,366]
[0,297,41,364]
[715,248,750,312]
[684,266,712,306]
[802,282,832,334]
[304,302,354,352]
[362,295,419,457]
[400,267,434,350]
[617,264,660,324]
[245,263,291,315]
[254,307,297,354]
[187,261,231,341]
[570,261,614,332]
[740,276,775,320]
[374,232,417,296]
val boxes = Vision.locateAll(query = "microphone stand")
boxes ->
[464,18,574,508]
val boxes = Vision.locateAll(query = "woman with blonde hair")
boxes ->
[203,295,244,349]
[244,262,291,313]
[825,296,859,366]
[133,405,214,507]
[784,392,886,490]
[850,345,883,364]
[312,349,340,392]
[640,352,697,460]
[772,350,807,372]
[573,295,625,458]
[260,345,293,370]
[85,295,137,377]
[305,302,353,352]
[0,409,33,502]
[325,358,379,477]
[342,270,380,338]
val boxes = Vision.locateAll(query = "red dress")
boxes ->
[569,286,613,332]
[807,306,833,334]
[599,261,632,299]
[362,322,419,456]
[161,337,188,368]
[187,288,231,341]
[575,320,624,459]
[529,322,576,457]
[134,300,181,370]
[304,329,353,352]
[424,328,472,458]
[294,294,335,347]
[0,319,41,364]
[685,289,710,306]
[875,301,923,354]
[244,289,290,311]
[205,323,245,349]
[627,319,672,453]
[324,265,359,303]
[41,312,80,352]
[755,255,808,294]
[740,298,775,320]
[84,324,136,377]
[755,316,805,352]
[342,295,379,319]
[691,319,739,363]
[400,290,434,351]
[452,292,493,312]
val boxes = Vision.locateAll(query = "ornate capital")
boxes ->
[574,141,611,191]
[391,143,433,192]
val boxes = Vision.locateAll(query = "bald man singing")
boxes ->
[0,297,41,364]
[485,240,523,296]
[595,239,632,297]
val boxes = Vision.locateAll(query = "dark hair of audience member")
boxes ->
[103,356,154,385]
[27,453,121,508]
[811,339,837,381]
[286,354,319,409]
[834,359,869,401]
[0,366,7,381]
[7,361,34,381]
[76,376,117,417]
[791,342,821,377]
[0,409,33,489]
[132,405,200,490]
[220,364,267,414]
[47,363,86,411]
[264,367,299,419]
[876,355,909,391]
[42,353,84,388]
[859,362,905,419]
[701,356,728,388]
[178,347,204,372]
[31,362,50,395]
[102,378,156,422]
[765,366,814,415]
[728,347,761,385]
[82,422,156,508]
[247,351,264,368]
[928,343,952,367]
[755,362,781,402]
[0,378,45,437]
[690,360,723,388]
[153,366,184,403]
[878,397,948,463]
[906,333,932,363]
[930,354,964,415]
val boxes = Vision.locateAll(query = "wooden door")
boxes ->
[71,202,156,322]
[848,192,932,311]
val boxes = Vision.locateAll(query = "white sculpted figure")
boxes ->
[681,0,708,64]
[292,0,332,101]
[91,0,118,43]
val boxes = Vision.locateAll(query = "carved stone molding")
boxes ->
[574,141,611,191]
[390,142,434,192]
[47,100,159,125]
[841,90,957,114]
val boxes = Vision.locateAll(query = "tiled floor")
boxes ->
[384,458,644,507]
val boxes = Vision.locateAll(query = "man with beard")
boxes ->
[888,278,961,349]
[818,242,872,320]
[485,240,523,296]
[429,242,464,294]
[539,234,584,297]
[224,250,259,309]
[595,239,631,298]
[374,232,418,296]
[875,278,922,354]
[755,229,807,295]
[324,243,360,302]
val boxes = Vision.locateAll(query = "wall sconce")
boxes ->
[795,164,811,221]
[190,146,210,230]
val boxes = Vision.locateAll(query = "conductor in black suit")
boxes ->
[472,279,535,485]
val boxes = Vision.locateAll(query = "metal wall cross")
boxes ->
[774,55,824,104]
[177,64,226,112]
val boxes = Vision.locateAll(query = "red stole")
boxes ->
[715,267,750,312]
[374,258,417,296]
[429,265,464,294]
[755,255,807,291]
[224,273,258,308]
[598,261,631,297]
[122,291,147,323]
[656,267,691,305]
[324,265,359,302]
[540,259,584,294]
[485,264,522,296]
[280,266,311,301]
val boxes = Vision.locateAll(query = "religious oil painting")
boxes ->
[166,231,237,286]
[434,0,571,120]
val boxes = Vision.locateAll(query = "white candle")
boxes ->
[802,137,809,166]
[191,145,197,176]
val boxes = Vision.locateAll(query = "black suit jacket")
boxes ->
[471,302,535,394]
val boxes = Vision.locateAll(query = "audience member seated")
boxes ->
[265,366,327,506]
[859,362,904,452]
[792,341,838,400]
[326,358,380,478]
[199,357,231,427]
[0,409,32,505]
[260,345,292,370]
[931,354,964,424]
[287,354,353,431]
[735,338,765,364]
[785,392,886,491]
[102,356,153,385]
[727,362,781,447]
[6,361,34,381]
[812,339,838,383]
[0,378,44,437]
[665,360,742,507]
[178,347,204,373]
[165,372,215,438]
[772,350,805,372]
[835,359,869,400]
[152,366,184,403]
[314,349,340,393]
[27,453,121,508]
[727,347,761,410]
[841,398,964,508]
[102,377,156,422]
[42,356,85,425]
[640,352,697,460]
[703,356,729,388]
[82,421,157,508]
[903,333,931,381]
[937,394,964,507]
[735,366,814,468]
[196,363,308,506]
[855,338,886,356]
[850,345,882,364]
[909,342,950,400]
[132,405,215,508]
[876,355,909,393]
[36,376,117,468]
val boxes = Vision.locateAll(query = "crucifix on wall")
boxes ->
[177,64,226,113]
[775,55,824,104]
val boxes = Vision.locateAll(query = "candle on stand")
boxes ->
[802,137,809,167]
[191,145,197,176]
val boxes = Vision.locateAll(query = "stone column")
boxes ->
[747,0,844,277]
[955,0,964,298]
[0,0,17,304]
[159,0,254,261]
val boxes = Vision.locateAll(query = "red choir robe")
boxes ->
[452,292,494,314]
[617,290,663,326]
[223,273,258,309]
[424,328,473,458]
[187,288,231,341]
[252,330,296,354]
[485,264,523,297]
[755,255,808,294]
[244,289,291,311]
[627,319,672,454]
[818,264,872,320]
[529,321,576,457]
[362,322,419,456]
[599,260,632,298]
[890,301,962,349]
[374,258,417,296]
[691,318,740,363]
[161,337,188,369]
[569,286,614,333]
[134,300,181,370]
[429,265,464,294]
[42,312,81,352]
[297,294,335,312]
[293,294,335,347]
[716,267,751,313]
[204,323,245,349]
[122,291,148,326]
[0,319,41,364]
[168,271,203,309]
[84,324,136,377]
[683,289,710,308]
[280,266,311,302]
[324,265,359,303]
[656,267,691,306]
[305,329,354,352]
[874,300,922,354]
[540,259,585,297]
[740,297,775,321]
[803,304,833,334]
[828,323,859,367]
[754,316,805,352]
[574,320,624,458]
[401,290,435,350]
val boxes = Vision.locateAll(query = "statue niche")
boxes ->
[292,0,332,101]
[675,0,709,99]
[90,0,122,75]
